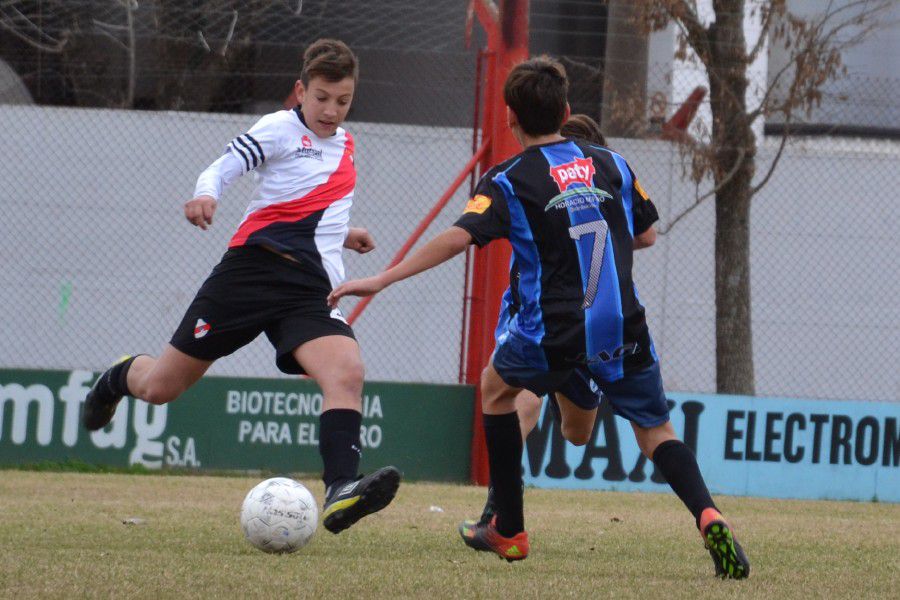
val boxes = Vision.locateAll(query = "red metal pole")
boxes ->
[466,0,529,485]
[347,139,490,325]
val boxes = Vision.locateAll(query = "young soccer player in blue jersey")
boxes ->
[328,58,749,578]
[81,39,400,534]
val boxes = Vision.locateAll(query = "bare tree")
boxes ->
[623,0,892,395]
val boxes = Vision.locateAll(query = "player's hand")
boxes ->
[327,275,386,307]
[184,195,217,230]
[344,227,375,254]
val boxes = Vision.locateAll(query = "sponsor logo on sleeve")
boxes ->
[464,194,492,215]
[633,178,650,201]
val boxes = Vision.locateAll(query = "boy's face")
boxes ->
[295,76,355,138]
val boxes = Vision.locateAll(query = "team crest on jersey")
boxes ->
[301,135,313,148]
[549,157,596,192]
[194,318,211,339]
[464,194,491,214]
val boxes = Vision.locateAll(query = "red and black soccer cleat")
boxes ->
[458,516,529,562]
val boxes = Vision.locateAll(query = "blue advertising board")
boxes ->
[523,392,899,502]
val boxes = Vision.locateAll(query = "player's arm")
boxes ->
[185,153,245,229]
[328,226,472,305]
[628,166,659,250]
[634,226,656,249]
[186,114,284,230]
[344,227,376,254]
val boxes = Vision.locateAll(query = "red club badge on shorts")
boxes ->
[301,135,312,148]
[194,318,211,339]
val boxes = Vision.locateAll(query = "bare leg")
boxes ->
[554,392,598,446]
[292,335,365,412]
[127,345,213,405]
[514,390,542,443]
[630,420,678,458]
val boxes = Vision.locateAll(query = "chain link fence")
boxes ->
[0,0,479,384]
[1,1,897,402]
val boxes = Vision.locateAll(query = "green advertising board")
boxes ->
[0,369,474,481]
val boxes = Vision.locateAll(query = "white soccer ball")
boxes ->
[240,477,318,553]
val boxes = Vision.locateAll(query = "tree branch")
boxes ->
[747,1,781,63]
[658,147,746,235]
[219,9,238,56]
[750,121,791,197]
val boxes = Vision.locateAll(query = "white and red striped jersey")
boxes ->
[194,107,356,288]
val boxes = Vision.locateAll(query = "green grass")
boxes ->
[1,471,897,599]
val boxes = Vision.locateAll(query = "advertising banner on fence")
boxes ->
[0,369,474,481]
[524,392,899,502]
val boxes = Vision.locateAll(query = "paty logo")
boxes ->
[549,157,595,192]
[194,318,211,339]
[301,135,313,148]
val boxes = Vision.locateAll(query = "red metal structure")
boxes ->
[348,1,529,485]
[464,0,529,485]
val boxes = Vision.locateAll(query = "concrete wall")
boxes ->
[1,105,897,401]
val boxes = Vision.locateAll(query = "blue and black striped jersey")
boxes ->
[454,139,659,382]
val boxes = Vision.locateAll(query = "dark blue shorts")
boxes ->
[493,340,669,428]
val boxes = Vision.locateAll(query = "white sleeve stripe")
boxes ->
[233,137,259,168]
[229,142,251,171]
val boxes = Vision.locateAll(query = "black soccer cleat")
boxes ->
[462,486,498,531]
[700,508,750,579]
[322,466,401,534]
[82,355,132,431]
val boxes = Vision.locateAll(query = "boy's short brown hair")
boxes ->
[561,114,607,146]
[301,39,359,85]
[503,56,568,136]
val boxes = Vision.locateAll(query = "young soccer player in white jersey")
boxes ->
[328,58,749,578]
[82,39,400,533]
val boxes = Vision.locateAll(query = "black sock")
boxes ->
[652,439,717,528]
[483,411,524,537]
[319,409,362,495]
[108,356,140,397]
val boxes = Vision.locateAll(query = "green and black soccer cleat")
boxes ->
[82,355,134,431]
[322,466,401,534]
[700,508,750,579]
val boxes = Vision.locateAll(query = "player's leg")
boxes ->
[515,390,543,442]
[127,346,214,404]
[603,361,749,579]
[459,361,530,561]
[81,347,213,431]
[475,389,544,525]
[292,335,400,534]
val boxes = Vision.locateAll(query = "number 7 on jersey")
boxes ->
[568,219,609,309]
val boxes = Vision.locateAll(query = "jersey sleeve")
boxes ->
[226,113,286,174]
[628,165,659,235]
[193,151,245,201]
[453,171,510,247]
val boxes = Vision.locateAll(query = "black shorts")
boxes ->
[170,246,354,374]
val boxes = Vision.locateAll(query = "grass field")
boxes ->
[1,471,897,599]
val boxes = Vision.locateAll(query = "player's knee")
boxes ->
[561,423,592,446]
[140,383,179,405]
[330,360,365,397]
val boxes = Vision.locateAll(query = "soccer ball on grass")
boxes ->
[240,477,318,553]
